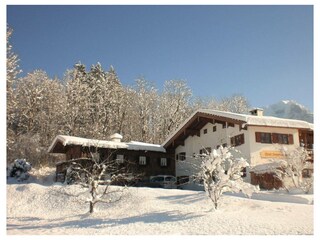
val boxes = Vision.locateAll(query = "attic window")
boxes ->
[203,129,208,134]
[213,126,217,132]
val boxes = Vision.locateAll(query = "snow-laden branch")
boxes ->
[196,146,259,210]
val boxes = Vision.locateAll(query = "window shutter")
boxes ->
[231,136,235,146]
[241,134,245,144]
[272,133,279,144]
[255,132,261,142]
[288,134,294,144]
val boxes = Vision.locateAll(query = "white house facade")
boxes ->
[162,109,313,189]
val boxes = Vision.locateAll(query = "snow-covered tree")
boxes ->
[274,147,313,193]
[192,94,250,114]
[93,64,124,138]
[157,80,193,143]
[64,64,91,137]
[64,62,125,139]
[9,70,66,166]
[14,70,65,140]
[64,152,129,214]
[218,94,250,113]
[128,78,159,143]
[197,146,259,210]
[7,26,22,148]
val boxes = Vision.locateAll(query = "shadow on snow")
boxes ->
[7,210,204,231]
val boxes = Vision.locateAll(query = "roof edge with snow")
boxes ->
[48,135,166,153]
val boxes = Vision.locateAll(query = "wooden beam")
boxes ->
[185,128,200,136]
[173,140,185,147]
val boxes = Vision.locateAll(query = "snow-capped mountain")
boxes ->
[263,100,313,123]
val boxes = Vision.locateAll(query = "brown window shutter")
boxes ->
[272,133,279,143]
[288,134,294,144]
[231,137,235,146]
[255,132,261,142]
[241,134,245,144]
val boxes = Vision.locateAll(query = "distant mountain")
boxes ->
[263,100,313,123]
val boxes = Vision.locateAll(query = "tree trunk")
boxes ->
[89,201,94,213]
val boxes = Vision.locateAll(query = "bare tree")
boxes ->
[64,150,136,214]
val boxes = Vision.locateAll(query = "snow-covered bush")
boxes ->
[7,159,32,181]
[274,147,313,193]
[197,146,259,210]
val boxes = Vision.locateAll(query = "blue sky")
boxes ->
[7,5,313,110]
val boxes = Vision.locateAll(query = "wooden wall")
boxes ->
[59,146,175,182]
[250,172,283,190]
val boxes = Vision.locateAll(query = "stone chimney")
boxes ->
[109,133,123,142]
[249,108,264,116]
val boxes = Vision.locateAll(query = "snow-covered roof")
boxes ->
[127,141,165,152]
[162,109,314,148]
[48,135,166,153]
[250,161,286,174]
[199,109,314,129]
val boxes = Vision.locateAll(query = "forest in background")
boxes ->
[6,27,250,167]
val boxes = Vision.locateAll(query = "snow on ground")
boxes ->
[7,173,313,235]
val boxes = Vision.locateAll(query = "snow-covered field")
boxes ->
[7,168,313,235]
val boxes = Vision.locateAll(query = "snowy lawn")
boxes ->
[7,176,313,235]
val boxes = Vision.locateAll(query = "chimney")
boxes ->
[249,108,264,116]
[109,133,123,142]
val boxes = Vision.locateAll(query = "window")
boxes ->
[160,158,167,167]
[213,126,217,132]
[139,156,146,165]
[241,167,247,178]
[203,129,208,134]
[256,132,294,144]
[278,134,289,144]
[256,132,272,143]
[177,176,189,185]
[216,143,227,149]
[200,147,211,154]
[222,122,227,129]
[230,134,245,147]
[273,133,293,144]
[261,133,272,143]
[116,154,124,164]
[176,152,186,161]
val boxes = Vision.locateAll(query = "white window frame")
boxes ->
[139,156,146,165]
[160,158,167,167]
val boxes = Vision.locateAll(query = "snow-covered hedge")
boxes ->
[7,159,32,181]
